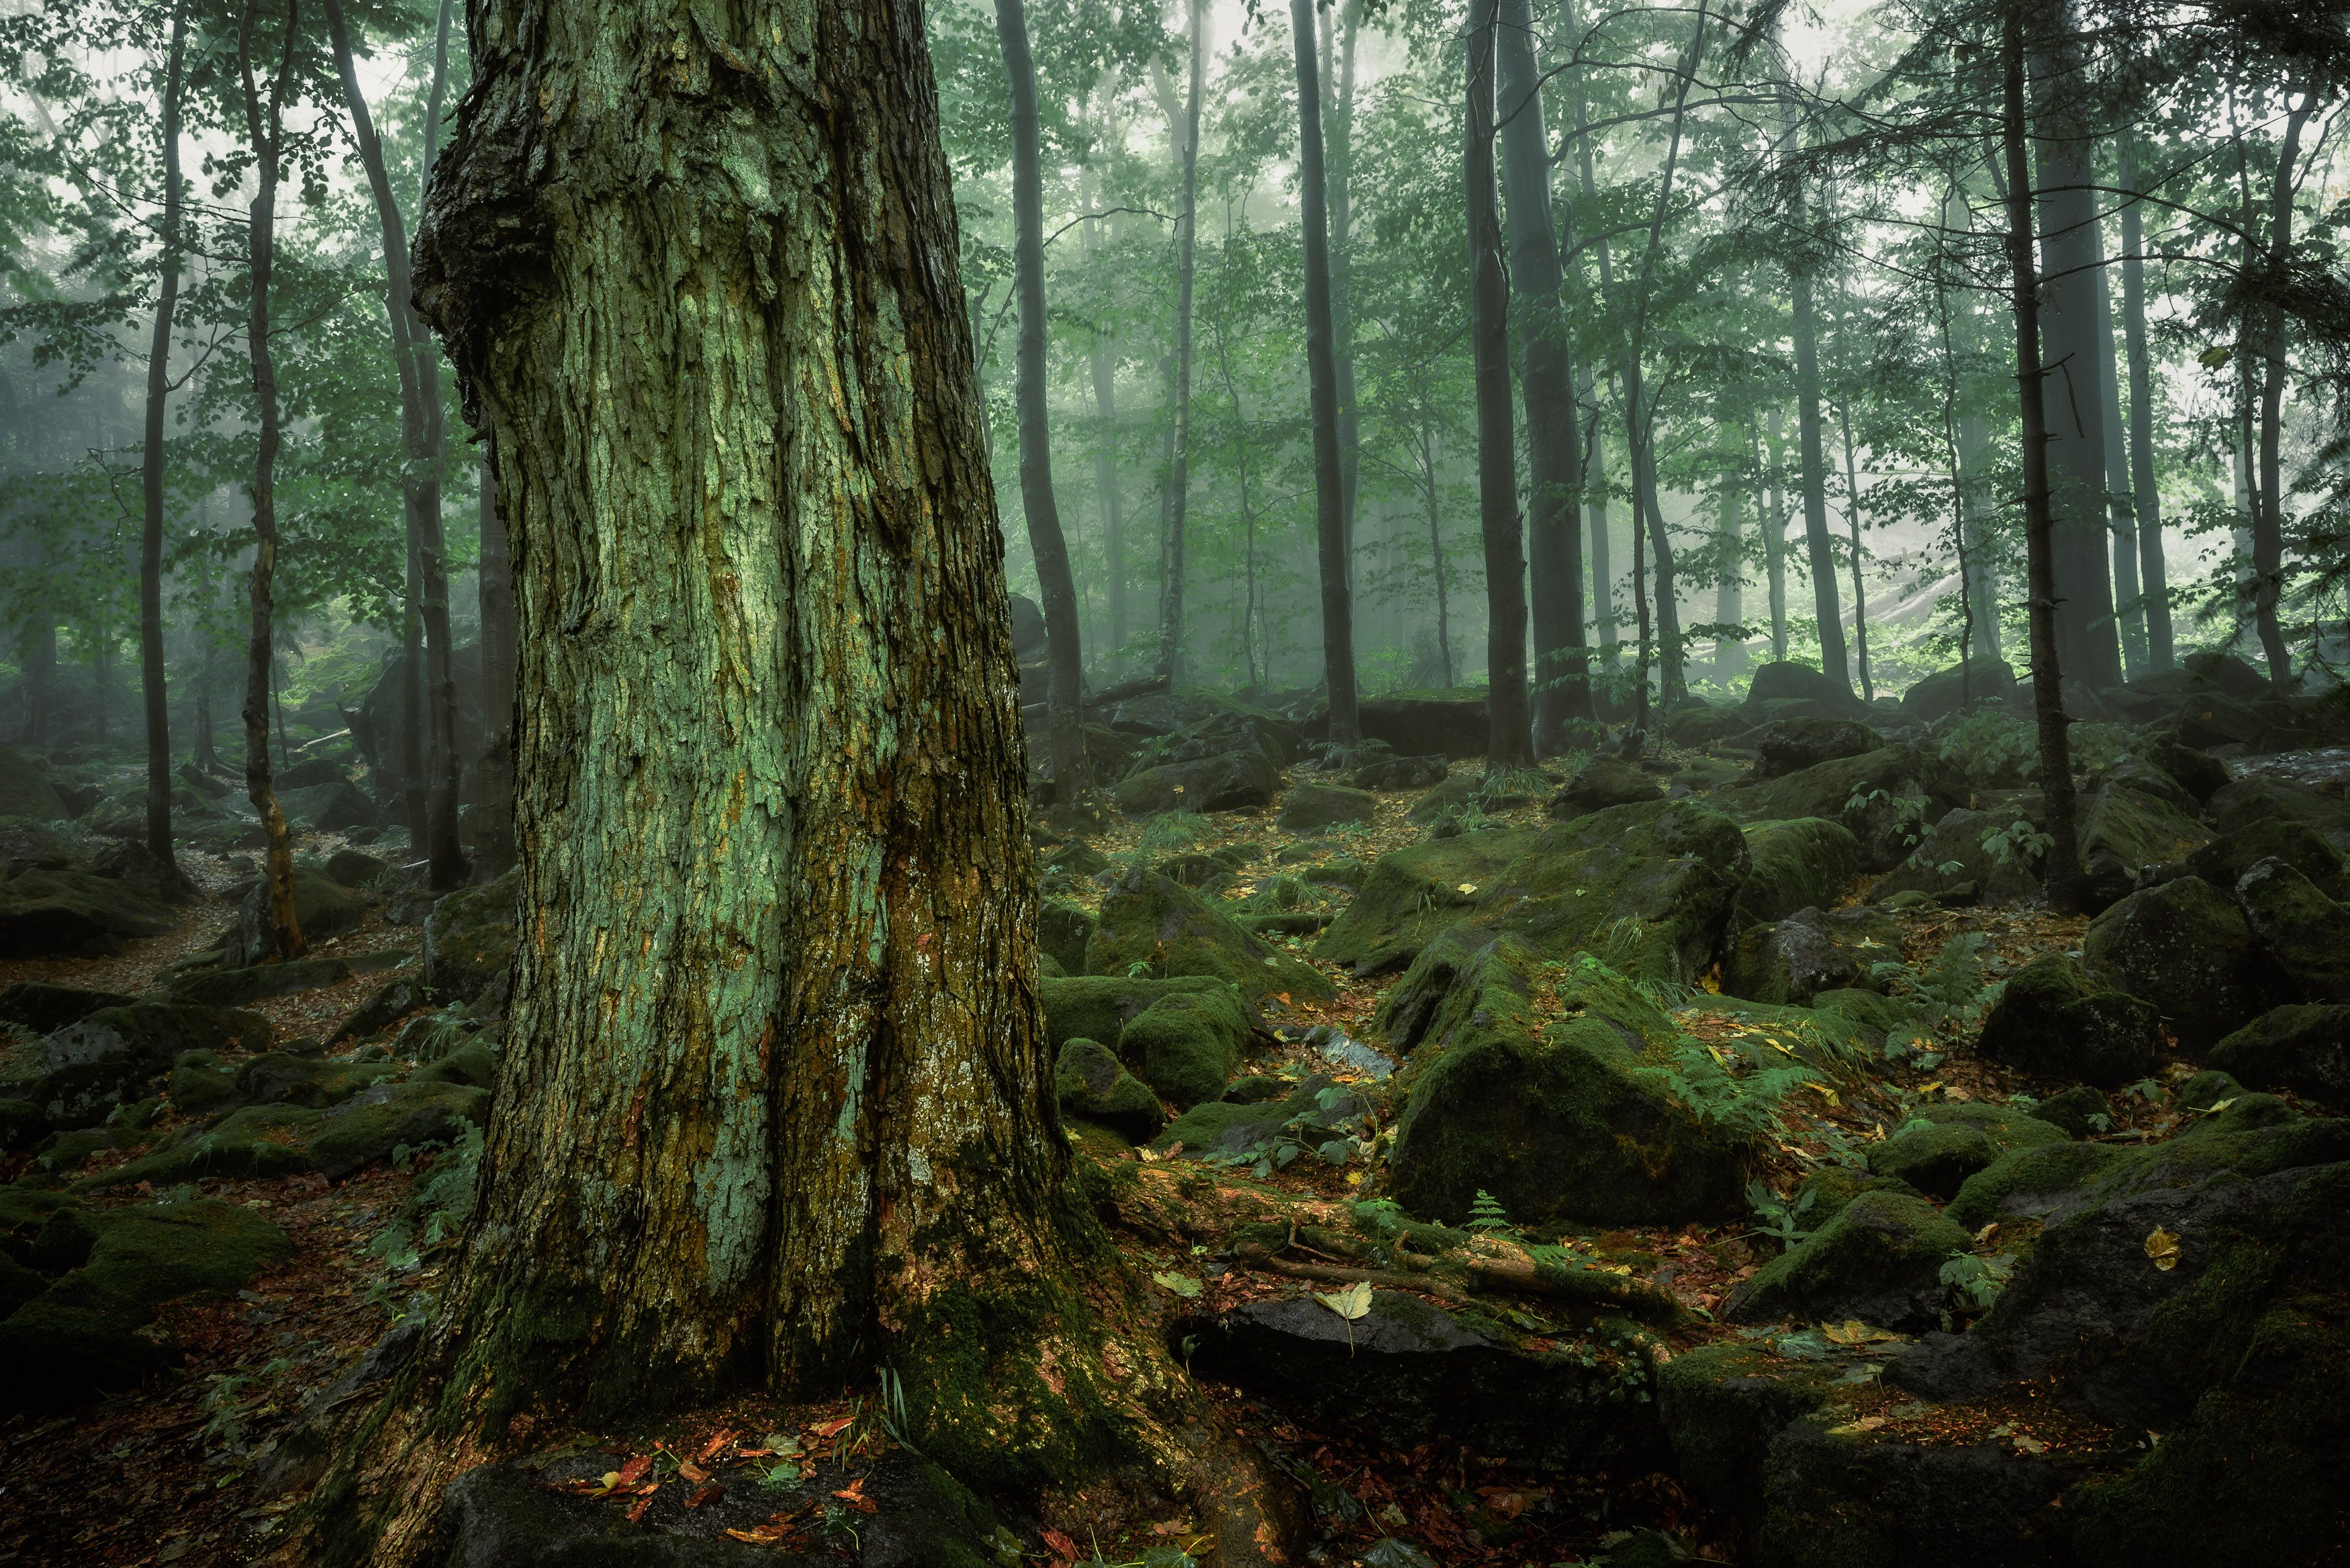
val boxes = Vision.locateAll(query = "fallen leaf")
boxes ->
[679,1461,709,1483]
[614,1455,653,1487]
[1827,1415,1888,1435]
[810,1416,854,1439]
[1152,1270,1203,1299]
[1458,882,1478,895]
[1821,1320,1900,1345]
[2145,1226,2181,1271]
[1315,1280,1374,1321]
[2014,1434,2048,1455]
[625,1485,657,1522]
[1042,1527,1080,1563]
[1974,1221,2000,1245]
[831,1478,879,1515]
[686,1485,724,1510]
[695,1431,735,1463]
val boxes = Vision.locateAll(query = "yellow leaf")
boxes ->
[1458,882,1478,895]
[1918,1081,1943,1093]
[1315,1281,1374,1321]
[2145,1226,2181,1271]
[1821,1319,1899,1345]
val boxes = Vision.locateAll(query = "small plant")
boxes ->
[1134,809,1211,861]
[1201,1085,1371,1179]
[1466,1188,1517,1238]
[1904,930,2003,1032]
[1982,817,2055,872]
[1940,1249,2016,1311]
[1634,1039,1819,1144]
[1746,1179,1817,1247]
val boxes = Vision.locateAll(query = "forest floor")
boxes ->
[0,749,2259,1568]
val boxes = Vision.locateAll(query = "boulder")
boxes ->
[1974,952,2163,1087]
[0,982,137,1036]
[166,1050,238,1114]
[1868,799,2047,908]
[279,781,381,832]
[1118,988,1252,1106]
[1867,1103,2069,1200]
[1385,938,1748,1227]
[1053,1038,1163,1141]
[1035,900,1096,975]
[307,1081,488,1179]
[2207,775,2350,851]
[0,868,176,957]
[167,957,355,1010]
[325,848,391,888]
[1743,661,1869,717]
[1037,974,1252,1052]
[2185,818,2350,902]
[226,868,365,965]
[1548,756,1663,818]
[1348,752,1449,791]
[2077,781,2212,908]
[1725,1190,1973,1331]
[2145,732,2231,803]
[2209,1004,2350,1108]
[350,642,484,797]
[24,1003,271,1130]
[1728,746,1968,873]
[1656,1342,1845,1528]
[1275,782,1376,833]
[234,1050,404,1108]
[1153,1074,1367,1162]
[1185,1289,1667,1472]
[1357,689,1491,758]
[1758,1416,2068,1568]
[0,746,64,820]
[1753,718,1881,780]
[1899,658,2020,722]
[277,756,350,790]
[2235,857,2350,1001]
[1111,748,1280,816]
[89,839,190,903]
[1730,818,1865,930]
[2083,877,2290,1055]
[423,867,518,1004]
[1724,905,1905,1006]
[1086,865,1331,1001]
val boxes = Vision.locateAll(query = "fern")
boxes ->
[1634,1040,1818,1144]
[1466,1189,1518,1238]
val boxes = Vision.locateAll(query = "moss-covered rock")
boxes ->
[1724,905,1904,1006]
[1111,747,1280,816]
[0,746,64,820]
[79,1105,323,1187]
[2083,876,2291,1055]
[1311,828,1540,977]
[1867,1103,2069,1200]
[1791,1165,1915,1224]
[2186,818,2349,902]
[1868,799,2047,908]
[414,1040,500,1090]
[2208,774,2350,850]
[1974,951,2163,1087]
[2234,856,2350,1001]
[2078,781,2213,906]
[2209,1003,2350,1108]
[1732,818,1865,931]
[0,981,138,1036]
[1752,717,1881,780]
[1037,974,1249,1051]
[1658,1341,1844,1526]
[1085,864,1332,1001]
[1385,938,1748,1227]
[279,781,381,832]
[1035,900,1096,975]
[1721,746,1968,873]
[30,1003,272,1129]
[0,868,177,958]
[1756,1413,2067,1568]
[1053,1038,1162,1141]
[235,1050,403,1108]
[306,1081,488,1179]
[1725,1189,1972,1330]
[166,956,355,1010]
[2028,1083,2112,1138]
[1549,756,1663,818]
[1276,781,1377,832]
[226,867,365,965]
[1117,989,1251,1108]
[423,866,518,1005]
[164,1050,238,1114]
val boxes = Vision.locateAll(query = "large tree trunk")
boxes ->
[326,0,467,887]
[2001,0,2083,911]
[1156,0,1205,684]
[1497,0,1591,745]
[2117,143,2171,671]
[995,0,1088,802]
[1325,0,1362,581]
[1290,0,1360,743]
[139,3,187,880]
[2251,93,2314,689]
[1466,0,1531,767]
[1776,74,1849,692]
[300,0,1303,1555]
[238,0,301,961]
[1560,5,1616,667]
[472,438,516,878]
[2028,0,2122,693]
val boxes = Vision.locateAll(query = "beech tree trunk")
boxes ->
[2252,93,2314,689]
[2117,144,2171,670]
[1714,473,1744,680]
[1777,72,1849,693]
[1561,9,1617,667]
[1156,0,1205,683]
[2002,0,2083,910]
[996,0,1088,799]
[1325,0,1362,580]
[1762,409,1788,659]
[1465,0,1531,767]
[1290,0,1359,742]
[238,0,301,961]
[1497,0,1590,744]
[139,3,187,878]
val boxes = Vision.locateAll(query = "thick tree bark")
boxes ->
[996,0,1089,801]
[1466,0,1531,767]
[1497,0,1591,744]
[1156,0,1205,683]
[139,3,187,878]
[2252,93,2314,689]
[2001,0,2083,911]
[1290,0,1359,742]
[472,438,516,878]
[2027,0,2122,693]
[2117,144,2171,670]
[326,0,466,887]
[238,0,302,961]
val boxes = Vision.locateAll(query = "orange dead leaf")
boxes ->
[686,1485,724,1510]
[810,1416,854,1439]
[694,1430,735,1463]
[613,1455,652,1487]
[831,1477,880,1515]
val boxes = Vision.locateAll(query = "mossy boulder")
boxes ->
[0,1197,291,1412]
[1110,748,1280,816]
[1053,1039,1162,1141]
[1752,717,1880,780]
[2208,774,2350,850]
[1548,756,1663,817]
[1276,781,1377,832]
[1756,1414,2067,1568]
[83,1105,324,1187]
[234,1050,403,1108]
[279,781,381,832]
[2028,1084,2113,1139]
[2235,857,2350,1002]
[1035,900,1096,975]
[227,868,365,965]
[2083,876,2290,1056]
[414,1040,500,1089]
[1791,1165,1914,1224]
[0,868,176,958]
[1732,818,1865,931]
[1869,799,2047,908]
[1867,1103,2069,1200]
[324,848,391,888]
[1085,864,1331,1001]
[2078,781,2212,907]
[0,981,138,1035]
[1037,974,1250,1051]
[0,746,64,820]
[2186,818,2350,902]
[1724,905,1904,1006]
[2209,1003,2350,1108]
[1657,1341,1844,1526]
[423,866,518,1005]
[167,956,356,1009]
[1975,951,2162,1087]
[1385,938,1748,1227]
[1117,988,1252,1108]
[164,1050,239,1114]
[29,1003,272,1129]
[1724,746,1967,872]
[1311,828,1539,977]
[307,1081,489,1179]
[1725,1189,1971,1330]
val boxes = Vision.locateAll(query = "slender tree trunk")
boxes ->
[238,0,302,961]
[1562,9,1616,666]
[139,3,187,880]
[1777,70,1849,691]
[2092,224,2144,677]
[1714,472,1743,681]
[1422,412,1456,687]
[1082,171,1125,660]
[1763,407,1789,660]
[1834,393,1871,700]
[1958,408,2001,659]
[18,620,51,750]
[1497,0,1590,744]
[1935,217,1979,697]
[2028,0,2122,693]
[994,0,1088,803]
[2252,93,2314,689]
[2117,143,2172,670]
[473,438,517,877]
[1325,0,1362,583]
[1290,0,1360,743]
[1156,0,1206,683]
[1465,0,1531,767]
[2001,0,2083,911]
[93,625,110,746]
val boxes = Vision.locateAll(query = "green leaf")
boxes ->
[1152,1270,1203,1299]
